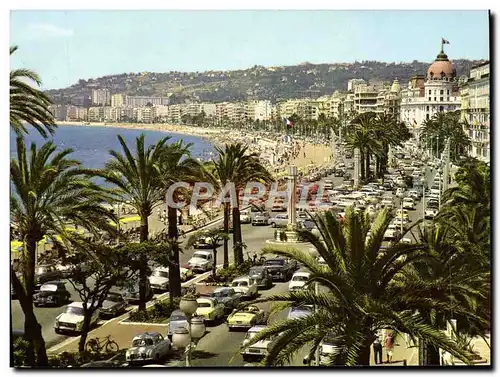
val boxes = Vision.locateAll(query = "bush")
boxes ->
[13,338,30,367]
[49,350,120,368]
[127,298,180,323]
[205,260,259,283]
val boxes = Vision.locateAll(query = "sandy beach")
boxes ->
[57,121,333,173]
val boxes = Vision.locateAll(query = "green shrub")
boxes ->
[13,338,29,367]
[127,298,180,323]
[48,350,120,368]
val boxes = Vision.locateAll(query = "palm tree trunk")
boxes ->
[78,308,93,352]
[365,151,371,182]
[11,266,48,366]
[232,207,243,265]
[138,216,149,311]
[223,203,230,268]
[167,206,182,300]
[360,151,366,181]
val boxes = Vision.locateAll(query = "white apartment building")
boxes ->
[104,107,121,122]
[111,94,127,107]
[65,105,79,121]
[353,84,379,114]
[92,89,111,106]
[77,107,88,121]
[460,61,490,162]
[168,104,182,124]
[245,100,272,121]
[347,78,366,91]
[87,107,105,122]
[126,96,170,107]
[400,46,461,138]
[201,103,216,118]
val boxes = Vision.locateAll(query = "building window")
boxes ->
[447,90,450,95]
[434,97,437,101]
[440,90,444,95]
[426,106,429,111]
[426,114,430,120]
[440,97,443,102]
[428,97,431,101]
[439,106,444,112]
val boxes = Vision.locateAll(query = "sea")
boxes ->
[10,124,215,185]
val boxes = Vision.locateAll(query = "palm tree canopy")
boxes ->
[10,45,57,138]
[240,208,477,366]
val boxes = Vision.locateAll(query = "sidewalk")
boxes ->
[370,333,419,366]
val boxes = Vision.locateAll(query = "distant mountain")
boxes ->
[45,59,485,105]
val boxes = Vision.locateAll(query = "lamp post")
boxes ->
[307,247,321,366]
[172,296,205,367]
[421,176,426,220]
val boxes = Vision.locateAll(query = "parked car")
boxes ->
[227,305,267,331]
[33,281,71,307]
[289,270,311,291]
[402,197,416,210]
[395,188,405,199]
[263,257,297,282]
[303,333,342,366]
[100,292,127,318]
[35,264,61,285]
[268,214,289,228]
[166,309,190,339]
[252,212,270,226]
[324,179,334,190]
[125,332,172,364]
[55,263,72,278]
[408,190,420,200]
[287,305,313,320]
[122,280,153,304]
[149,267,169,292]
[210,287,242,313]
[334,169,345,177]
[380,198,393,209]
[196,297,225,323]
[187,250,214,273]
[54,302,100,334]
[425,207,439,219]
[383,227,400,242]
[248,266,273,289]
[241,325,276,362]
[240,210,252,224]
[180,266,194,282]
[230,276,258,299]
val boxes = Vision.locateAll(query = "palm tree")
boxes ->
[213,143,273,265]
[158,140,207,299]
[10,137,114,366]
[10,46,57,138]
[242,208,475,366]
[103,134,169,310]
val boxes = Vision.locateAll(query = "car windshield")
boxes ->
[265,259,284,266]
[292,306,312,313]
[292,275,309,282]
[66,306,83,316]
[244,331,259,340]
[170,314,186,322]
[249,268,262,275]
[197,301,212,308]
[40,284,58,292]
[132,338,154,347]
[152,270,169,278]
[193,253,208,260]
[232,281,248,287]
[106,293,122,302]
[212,290,229,298]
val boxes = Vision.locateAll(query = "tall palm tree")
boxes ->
[103,134,169,310]
[242,208,475,366]
[213,143,273,265]
[10,137,114,366]
[158,140,207,299]
[10,46,56,138]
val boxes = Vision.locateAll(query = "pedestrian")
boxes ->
[384,332,395,363]
[373,333,383,365]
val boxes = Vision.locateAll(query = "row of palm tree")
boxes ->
[419,112,471,162]
[10,45,274,366]
[344,111,412,183]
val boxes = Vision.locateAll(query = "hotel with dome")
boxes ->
[399,45,461,141]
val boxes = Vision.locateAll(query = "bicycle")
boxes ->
[85,335,119,353]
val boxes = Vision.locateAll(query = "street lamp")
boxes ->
[172,296,206,366]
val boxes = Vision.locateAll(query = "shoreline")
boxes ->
[57,121,333,173]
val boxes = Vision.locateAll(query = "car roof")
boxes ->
[133,332,160,339]
[154,266,169,272]
[248,325,267,332]
[193,250,212,255]
[233,275,251,281]
[293,270,311,276]
[170,309,187,317]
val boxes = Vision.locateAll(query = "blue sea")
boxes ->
[10,125,215,185]
[10,124,215,167]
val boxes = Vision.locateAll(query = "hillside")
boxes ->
[45,59,485,105]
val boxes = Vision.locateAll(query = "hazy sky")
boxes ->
[10,10,489,90]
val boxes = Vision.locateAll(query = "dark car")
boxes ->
[35,264,61,285]
[263,258,297,282]
[122,280,153,304]
[33,281,71,307]
[210,287,242,313]
[343,172,352,180]
[334,169,345,177]
[100,292,127,318]
[248,266,273,289]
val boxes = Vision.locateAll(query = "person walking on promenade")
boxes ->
[384,332,395,364]
[373,333,383,364]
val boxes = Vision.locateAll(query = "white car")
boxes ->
[187,250,214,273]
[149,267,169,292]
[408,190,420,200]
[324,179,334,190]
[240,210,251,224]
[380,198,393,209]
[241,325,275,362]
[289,270,311,291]
[396,188,405,198]
[392,217,407,229]
[231,276,258,299]
[402,197,416,210]
[125,332,171,363]
[54,302,100,334]
[268,214,289,228]
[396,209,410,222]
[425,208,439,219]
[383,228,400,241]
